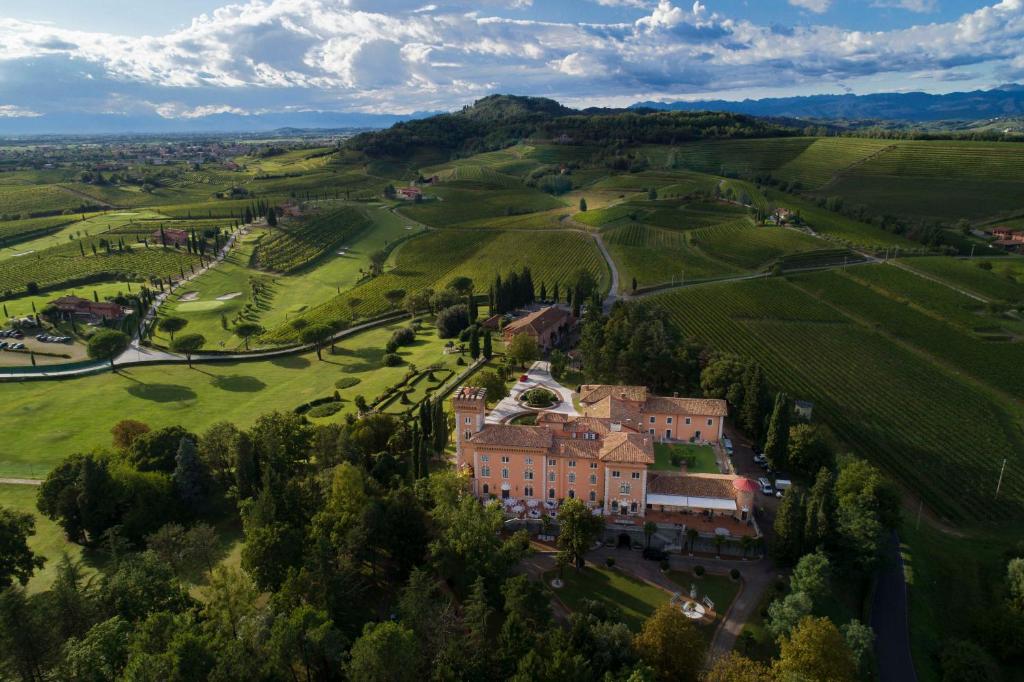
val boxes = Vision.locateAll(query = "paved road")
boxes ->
[872,531,918,682]
[591,232,619,312]
[487,361,579,424]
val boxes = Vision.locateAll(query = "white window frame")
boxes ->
[501,468,509,479]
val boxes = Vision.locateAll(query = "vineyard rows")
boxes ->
[773,138,892,189]
[0,185,98,216]
[263,228,608,342]
[691,219,824,270]
[854,140,1024,181]
[897,257,1024,304]
[253,207,372,273]
[0,241,201,297]
[655,277,1024,522]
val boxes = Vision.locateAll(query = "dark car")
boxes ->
[642,547,668,561]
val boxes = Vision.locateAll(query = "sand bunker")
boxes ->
[216,292,242,301]
[179,292,200,302]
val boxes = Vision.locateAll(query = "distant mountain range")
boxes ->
[0,110,440,137]
[631,84,1024,125]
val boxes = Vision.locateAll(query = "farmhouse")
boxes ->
[501,305,575,351]
[49,295,129,322]
[152,228,189,247]
[395,187,422,200]
[452,384,757,539]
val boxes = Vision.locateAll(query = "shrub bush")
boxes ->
[694,565,705,577]
[390,326,416,348]
[436,304,470,339]
[659,559,670,572]
[307,402,342,418]
[730,568,741,581]
[523,387,556,407]
[605,557,616,568]
[335,377,360,389]
[384,353,403,367]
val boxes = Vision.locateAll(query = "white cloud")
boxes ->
[0,105,41,118]
[788,0,832,13]
[872,0,937,11]
[0,0,1021,117]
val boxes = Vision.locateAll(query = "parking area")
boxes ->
[0,327,87,366]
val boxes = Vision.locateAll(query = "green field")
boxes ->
[0,483,86,593]
[396,186,566,228]
[765,189,920,250]
[0,319,459,479]
[604,223,743,289]
[546,565,671,632]
[653,270,1024,523]
[264,228,609,342]
[896,256,1024,303]
[653,443,718,473]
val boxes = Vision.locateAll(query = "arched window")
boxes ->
[568,489,576,499]
[482,483,489,495]
[524,485,534,497]
[548,488,556,499]
[589,491,596,502]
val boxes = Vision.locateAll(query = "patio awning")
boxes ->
[646,493,737,511]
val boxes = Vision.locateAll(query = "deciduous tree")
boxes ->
[87,329,129,367]
[0,506,45,589]
[633,602,705,682]
[773,616,857,682]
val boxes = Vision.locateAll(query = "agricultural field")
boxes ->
[264,228,608,342]
[396,186,566,228]
[654,271,1024,524]
[764,189,919,250]
[689,220,827,271]
[252,206,372,273]
[156,206,413,348]
[0,215,76,249]
[0,319,459,479]
[604,223,744,289]
[0,239,201,298]
[896,256,1024,303]
[772,137,893,189]
[0,184,101,216]
[672,137,817,177]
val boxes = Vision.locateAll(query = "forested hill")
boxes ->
[346,94,798,161]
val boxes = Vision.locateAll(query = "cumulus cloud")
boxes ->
[0,0,1020,117]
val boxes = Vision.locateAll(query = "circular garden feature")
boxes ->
[520,387,557,408]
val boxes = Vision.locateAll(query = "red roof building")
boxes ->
[49,296,129,321]
[153,228,189,247]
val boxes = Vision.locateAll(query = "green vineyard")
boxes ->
[654,273,1024,523]
[252,207,373,273]
[0,241,202,297]
[262,228,608,342]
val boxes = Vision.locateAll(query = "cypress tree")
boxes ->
[553,282,559,303]
[469,328,480,360]
[773,489,805,565]
[432,399,447,453]
[173,437,207,510]
[764,392,791,471]
[482,331,492,360]
[419,400,432,441]
[267,207,277,227]
[540,282,547,301]
[740,364,767,445]
[631,277,637,293]
[419,436,430,477]
[804,467,836,551]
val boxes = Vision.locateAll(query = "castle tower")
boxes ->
[452,386,487,470]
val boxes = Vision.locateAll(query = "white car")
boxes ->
[723,437,734,454]
[757,477,773,495]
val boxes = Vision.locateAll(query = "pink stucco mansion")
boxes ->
[452,384,761,541]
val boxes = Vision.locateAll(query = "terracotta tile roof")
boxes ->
[555,440,603,459]
[503,306,572,336]
[579,385,648,404]
[648,473,738,500]
[599,432,654,464]
[643,396,729,417]
[582,396,643,428]
[470,424,552,449]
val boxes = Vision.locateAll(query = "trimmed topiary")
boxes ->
[307,402,342,418]
[335,377,361,389]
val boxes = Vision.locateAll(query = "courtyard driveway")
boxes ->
[487,360,579,424]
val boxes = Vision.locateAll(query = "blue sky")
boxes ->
[0,0,1020,120]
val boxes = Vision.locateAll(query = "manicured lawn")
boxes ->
[0,483,86,593]
[653,443,718,474]
[155,205,412,349]
[0,319,457,479]
[545,565,670,632]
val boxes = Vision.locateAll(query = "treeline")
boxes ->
[348,94,798,162]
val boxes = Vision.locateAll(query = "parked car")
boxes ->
[723,437,734,455]
[753,453,767,465]
[774,479,792,498]
[757,477,774,495]
[519,374,529,382]
[642,547,668,561]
